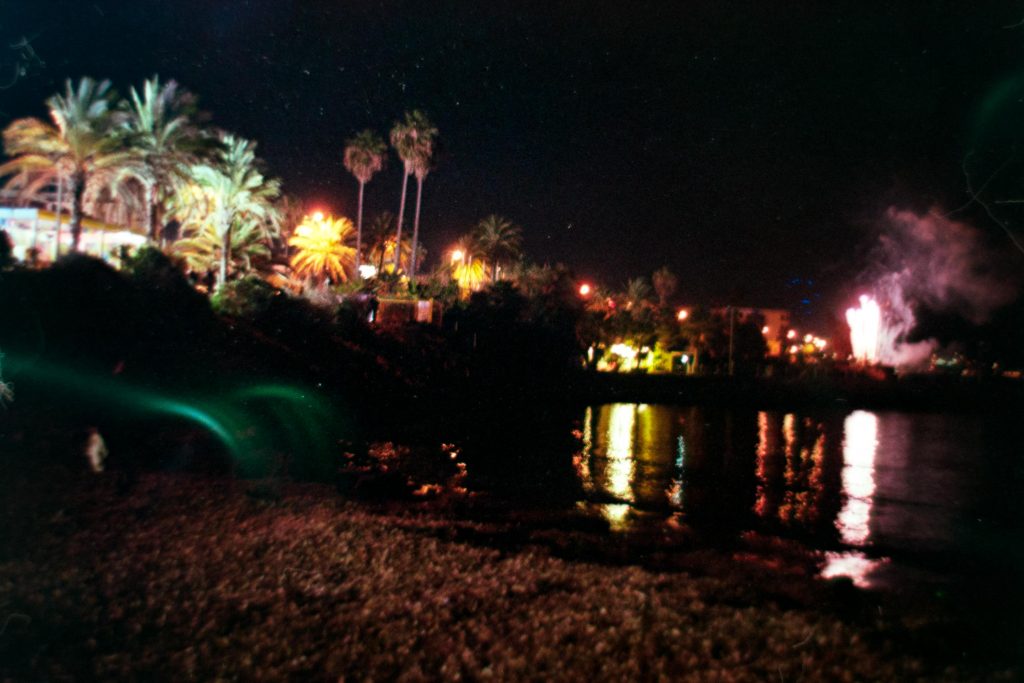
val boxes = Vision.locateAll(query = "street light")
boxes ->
[677,309,689,321]
[579,283,592,296]
[450,248,464,264]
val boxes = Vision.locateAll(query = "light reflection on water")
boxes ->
[574,403,1009,588]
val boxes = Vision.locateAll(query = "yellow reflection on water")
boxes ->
[605,403,637,503]
[838,410,878,546]
[602,503,632,530]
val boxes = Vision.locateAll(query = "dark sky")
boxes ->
[3,1,1024,319]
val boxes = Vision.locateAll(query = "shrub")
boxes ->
[211,275,281,318]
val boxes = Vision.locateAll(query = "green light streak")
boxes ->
[3,352,342,475]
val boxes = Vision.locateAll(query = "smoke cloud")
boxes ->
[864,208,1019,367]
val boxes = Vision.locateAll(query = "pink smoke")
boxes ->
[862,208,1019,368]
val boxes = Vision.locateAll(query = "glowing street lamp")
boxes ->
[677,309,689,321]
[579,283,592,296]
[312,210,324,222]
[761,325,770,335]
[450,248,464,264]
[787,329,797,340]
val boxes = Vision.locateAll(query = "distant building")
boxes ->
[1,189,147,266]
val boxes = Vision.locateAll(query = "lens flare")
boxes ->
[846,295,881,363]
[3,352,345,477]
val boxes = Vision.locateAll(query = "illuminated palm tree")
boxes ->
[175,215,272,276]
[390,110,437,273]
[474,214,522,280]
[451,232,489,295]
[0,77,128,251]
[171,134,280,287]
[288,213,356,284]
[117,76,209,244]
[342,129,385,272]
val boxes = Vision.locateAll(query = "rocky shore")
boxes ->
[0,472,1015,681]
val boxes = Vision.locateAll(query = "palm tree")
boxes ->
[451,232,488,295]
[0,77,127,251]
[342,129,386,272]
[390,110,437,274]
[175,215,273,277]
[366,211,395,273]
[171,134,280,288]
[407,113,437,279]
[117,76,208,244]
[624,277,653,310]
[474,214,522,280]
[288,213,356,284]
[652,266,678,307]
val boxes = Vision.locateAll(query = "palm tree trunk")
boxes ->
[393,170,410,272]
[355,180,365,272]
[53,176,64,261]
[69,172,85,252]
[492,261,499,281]
[410,174,424,280]
[219,226,231,289]
[144,181,157,243]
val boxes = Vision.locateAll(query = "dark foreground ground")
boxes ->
[0,472,1018,682]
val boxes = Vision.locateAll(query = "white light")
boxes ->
[358,264,377,279]
[846,295,881,363]
[681,354,690,364]
[609,343,637,359]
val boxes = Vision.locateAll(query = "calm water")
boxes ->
[461,404,1024,591]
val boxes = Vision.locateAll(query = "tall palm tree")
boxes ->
[288,213,356,284]
[0,77,127,251]
[474,214,522,280]
[118,76,208,244]
[342,129,386,273]
[171,134,280,288]
[390,110,437,274]
[407,113,437,279]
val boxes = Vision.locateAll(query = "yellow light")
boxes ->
[677,309,689,321]
[312,211,324,222]
[579,283,592,296]
[804,334,813,343]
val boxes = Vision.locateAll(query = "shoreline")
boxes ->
[1,471,1016,681]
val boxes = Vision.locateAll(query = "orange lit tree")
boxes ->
[288,213,356,284]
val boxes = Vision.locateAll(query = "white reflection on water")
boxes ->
[823,410,884,588]
[838,410,878,545]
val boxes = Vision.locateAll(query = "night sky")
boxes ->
[3,1,1024,320]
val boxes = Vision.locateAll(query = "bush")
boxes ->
[211,275,282,318]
